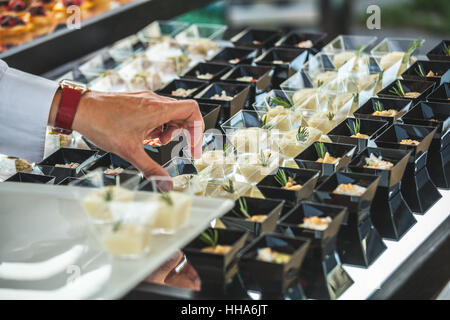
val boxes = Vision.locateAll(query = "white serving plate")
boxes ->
[0,182,234,300]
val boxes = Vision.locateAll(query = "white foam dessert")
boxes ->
[150,191,192,232]
[364,153,394,170]
[81,186,134,221]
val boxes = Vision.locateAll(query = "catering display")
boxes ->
[0,19,449,300]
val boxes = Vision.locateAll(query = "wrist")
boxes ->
[48,88,61,127]
[71,90,96,133]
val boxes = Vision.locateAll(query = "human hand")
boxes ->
[50,90,204,178]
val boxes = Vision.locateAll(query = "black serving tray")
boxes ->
[255,47,312,88]
[220,65,274,105]
[208,47,258,66]
[354,97,413,124]
[155,79,208,99]
[327,118,389,153]
[426,82,450,103]
[377,79,435,103]
[348,147,416,240]
[221,197,284,238]
[230,28,283,52]
[257,167,320,205]
[278,201,353,299]
[183,228,248,293]
[426,40,450,62]
[294,142,356,176]
[314,171,386,267]
[143,131,187,166]
[238,233,310,299]
[275,30,327,51]
[37,148,97,183]
[5,172,55,184]
[198,103,221,130]
[400,101,450,189]
[374,123,441,214]
[181,62,232,82]
[194,82,250,124]
[401,60,450,86]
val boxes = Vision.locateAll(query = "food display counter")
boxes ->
[0,13,449,300]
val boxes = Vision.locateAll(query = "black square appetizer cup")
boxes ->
[278,201,353,300]
[194,82,250,124]
[426,40,450,62]
[208,47,258,66]
[374,123,441,214]
[347,147,416,240]
[314,171,386,268]
[400,101,450,189]
[238,233,310,299]
[181,62,232,82]
[230,28,283,53]
[257,167,320,205]
[183,228,248,294]
[354,97,413,124]
[327,118,389,153]
[155,79,208,99]
[401,60,450,86]
[5,172,55,184]
[199,103,221,130]
[220,65,274,105]
[426,82,450,103]
[377,79,435,103]
[37,148,97,183]
[294,142,356,176]
[220,196,285,239]
[143,131,187,166]
[275,30,327,52]
[255,47,312,88]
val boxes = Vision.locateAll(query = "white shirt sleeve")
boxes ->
[0,59,58,163]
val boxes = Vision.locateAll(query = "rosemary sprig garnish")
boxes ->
[105,188,113,202]
[353,92,359,103]
[327,112,335,121]
[296,126,309,142]
[199,228,218,247]
[259,150,271,167]
[222,179,235,194]
[374,100,383,112]
[274,169,288,187]
[160,192,173,206]
[261,114,274,130]
[355,45,364,56]
[317,80,324,87]
[415,64,426,78]
[346,118,361,136]
[270,96,292,109]
[444,43,450,56]
[232,197,251,219]
[388,80,406,97]
[112,220,122,232]
[314,142,326,159]
[402,39,424,64]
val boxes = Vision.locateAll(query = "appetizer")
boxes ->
[372,101,398,117]
[48,128,73,147]
[0,14,31,45]
[399,139,420,146]
[313,71,337,88]
[315,142,340,164]
[14,158,31,172]
[127,72,162,91]
[300,216,332,231]
[236,76,257,82]
[232,197,267,223]
[186,38,218,60]
[347,119,369,139]
[90,70,127,92]
[81,185,134,221]
[296,40,313,48]
[104,167,124,176]
[101,222,152,258]
[27,2,56,37]
[171,87,197,97]
[279,126,322,158]
[231,127,268,154]
[274,169,302,191]
[194,149,235,172]
[172,174,207,196]
[364,154,394,170]
[333,183,367,196]
[236,150,278,182]
[143,138,162,147]
[151,191,191,231]
[55,162,80,169]
[228,58,240,64]
[292,88,319,105]
[195,70,214,80]
[272,60,285,64]
[210,90,233,101]
[257,247,291,264]
[199,229,231,254]
[306,111,336,134]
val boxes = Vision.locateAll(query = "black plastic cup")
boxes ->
[377,79,435,103]
[278,201,353,300]
[143,131,187,166]
[426,40,450,62]
[426,82,450,103]
[230,28,283,53]
[401,60,450,86]
[181,62,232,82]
[374,123,441,214]
[294,142,356,176]
[155,79,208,99]
[354,97,413,124]
[208,47,258,66]
[275,30,327,51]
[347,147,416,240]
[199,103,221,130]
[5,172,55,184]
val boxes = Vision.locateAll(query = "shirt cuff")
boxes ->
[0,66,58,163]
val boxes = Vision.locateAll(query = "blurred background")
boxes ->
[176,0,450,52]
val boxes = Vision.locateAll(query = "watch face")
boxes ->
[60,79,88,91]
